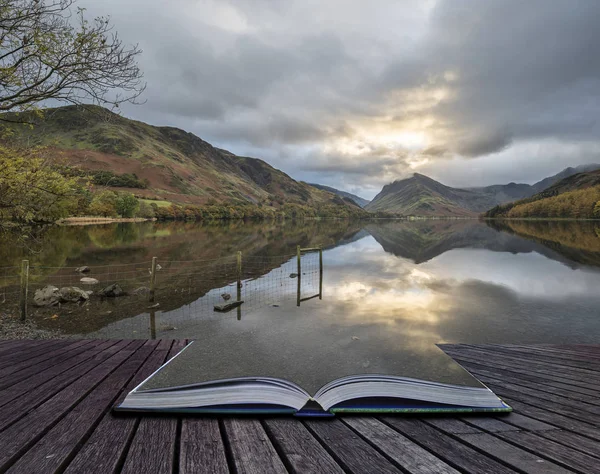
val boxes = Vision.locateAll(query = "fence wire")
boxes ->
[3,249,323,339]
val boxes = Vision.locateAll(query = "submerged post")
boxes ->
[19,260,29,321]
[149,257,158,303]
[149,310,157,339]
[297,245,301,306]
[236,251,242,320]
[319,245,323,300]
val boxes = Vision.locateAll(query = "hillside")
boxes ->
[485,170,600,219]
[365,174,487,217]
[530,164,600,194]
[0,106,362,215]
[366,165,600,217]
[308,183,370,208]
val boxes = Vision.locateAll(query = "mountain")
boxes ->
[366,164,600,217]
[365,173,492,216]
[308,183,370,208]
[530,164,600,193]
[366,219,600,267]
[0,106,362,215]
[485,170,600,219]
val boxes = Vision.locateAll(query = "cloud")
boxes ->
[77,0,600,196]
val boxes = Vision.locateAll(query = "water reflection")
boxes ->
[2,219,600,346]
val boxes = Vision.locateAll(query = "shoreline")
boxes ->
[55,217,154,226]
[0,312,66,340]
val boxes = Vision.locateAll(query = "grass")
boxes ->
[140,199,172,208]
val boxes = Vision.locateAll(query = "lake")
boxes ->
[2,219,600,353]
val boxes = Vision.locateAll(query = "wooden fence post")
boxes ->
[319,245,323,300]
[236,251,242,320]
[20,260,29,321]
[297,245,301,306]
[149,257,157,303]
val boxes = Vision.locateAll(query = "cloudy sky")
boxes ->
[80,0,600,199]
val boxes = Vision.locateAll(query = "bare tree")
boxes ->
[0,0,145,116]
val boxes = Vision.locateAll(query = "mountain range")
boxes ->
[0,106,361,215]
[2,105,598,219]
[365,165,600,217]
[308,183,370,208]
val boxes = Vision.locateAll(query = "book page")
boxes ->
[138,299,484,395]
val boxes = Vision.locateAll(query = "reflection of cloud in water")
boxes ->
[89,224,600,347]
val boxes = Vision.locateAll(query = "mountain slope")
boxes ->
[365,174,487,216]
[0,106,361,214]
[308,183,370,208]
[367,165,600,217]
[485,170,600,219]
[531,164,600,193]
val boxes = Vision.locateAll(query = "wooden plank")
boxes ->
[0,340,143,472]
[381,417,516,474]
[0,339,61,357]
[120,417,177,474]
[466,366,600,408]
[420,416,570,474]
[5,340,155,474]
[425,418,481,435]
[498,430,600,473]
[180,419,229,474]
[462,415,528,433]
[444,349,600,391]
[474,375,600,423]
[343,417,459,474]
[121,340,181,474]
[496,413,559,432]
[499,397,600,442]
[305,418,402,474]
[456,432,571,474]
[444,344,600,378]
[263,418,344,474]
[455,357,600,398]
[535,429,600,459]
[0,339,90,372]
[0,339,67,364]
[0,339,110,410]
[223,418,288,474]
[469,345,600,368]
[444,346,600,382]
[0,339,96,390]
[502,345,600,361]
[0,340,126,432]
[64,341,177,474]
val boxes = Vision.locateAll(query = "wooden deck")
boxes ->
[0,340,598,474]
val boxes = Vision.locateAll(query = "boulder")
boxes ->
[80,277,99,285]
[75,266,90,273]
[132,286,150,297]
[33,285,61,307]
[99,283,126,297]
[59,287,90,303]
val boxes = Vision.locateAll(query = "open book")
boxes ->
[116,341,511,416]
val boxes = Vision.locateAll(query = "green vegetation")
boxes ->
[0,145,83,224]
[0,106,365,217]
[486,170,600,219]
[0,0,143,115]
[487,185,600,219]
[89,171,148,189]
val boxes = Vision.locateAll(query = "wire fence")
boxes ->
[1,246,323,338]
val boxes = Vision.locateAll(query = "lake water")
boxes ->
[2,219,600,352]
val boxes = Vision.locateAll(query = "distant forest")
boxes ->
[486,185,600,219]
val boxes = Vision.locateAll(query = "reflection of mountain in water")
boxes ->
[487,220,600,268]
[366,219,600,268]
[2,220,363,334]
